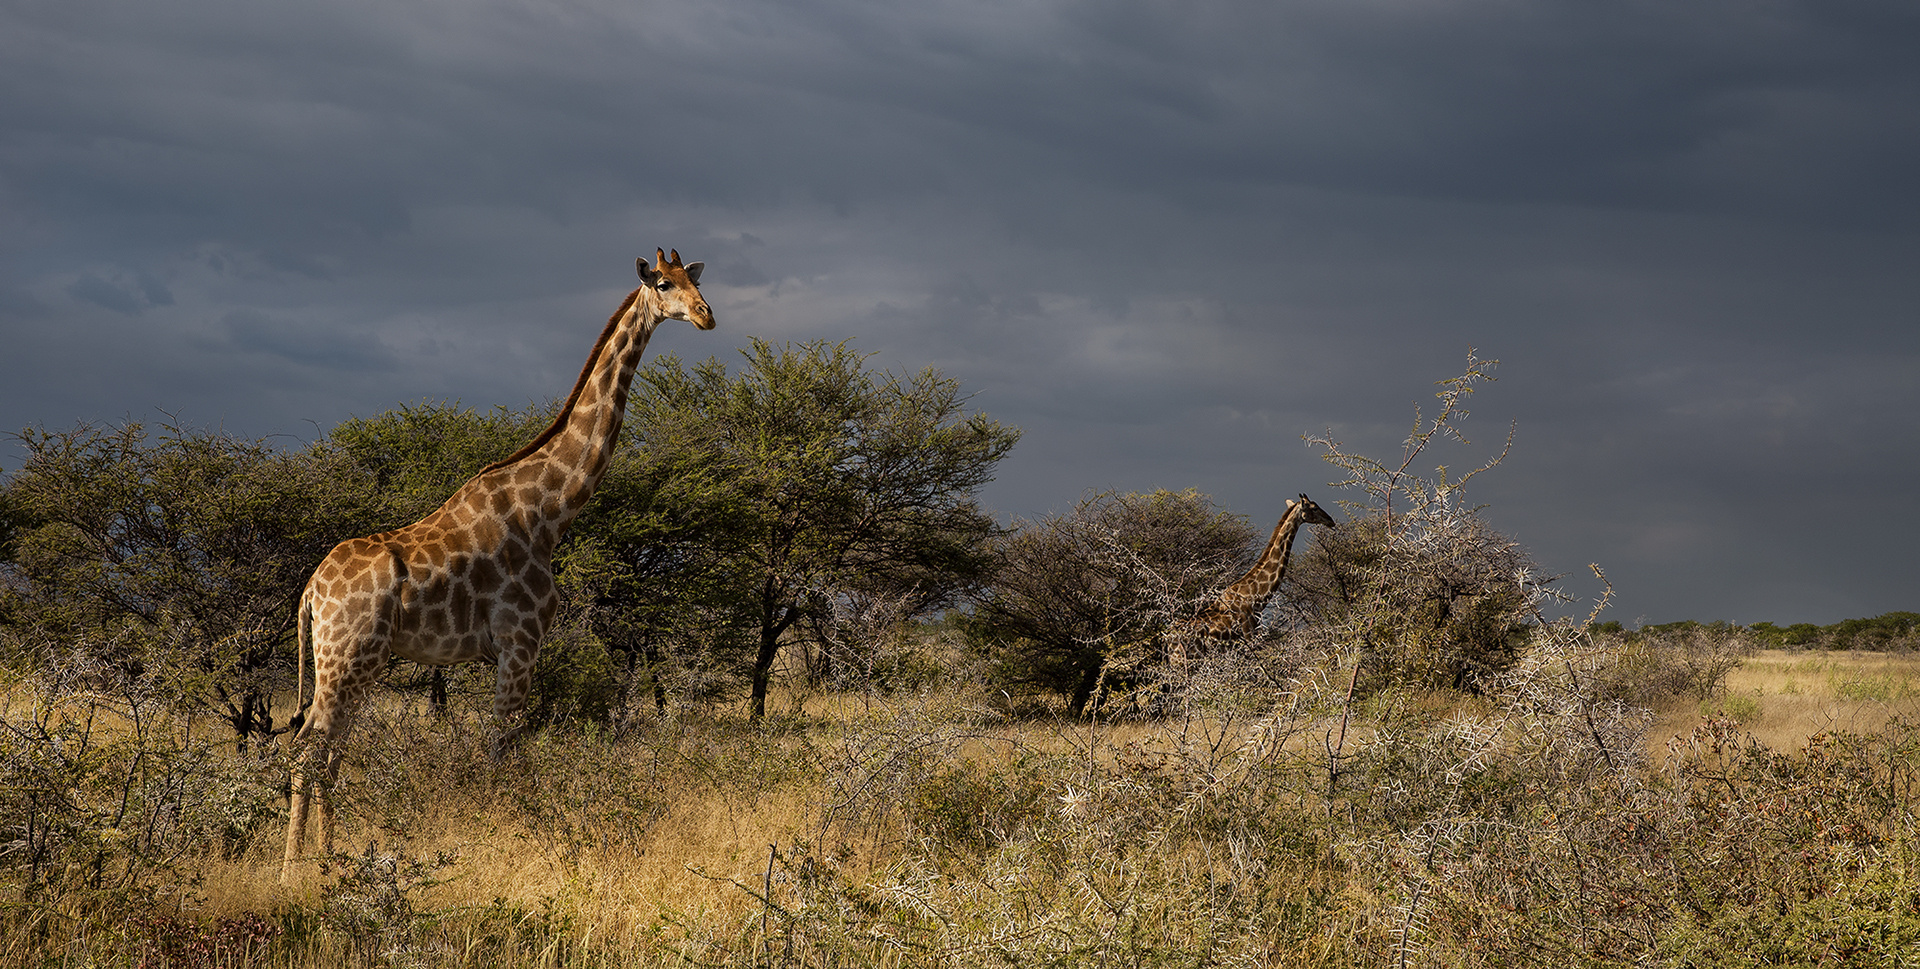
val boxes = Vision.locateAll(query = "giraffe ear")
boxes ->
[684,261,704,285]
[636,257,657,282]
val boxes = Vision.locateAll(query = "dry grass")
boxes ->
[8,643,1920,967]
[1649,648,1920,754]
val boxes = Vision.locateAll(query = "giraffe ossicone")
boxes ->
[281,250,714,880]
[1170,493,1337,667]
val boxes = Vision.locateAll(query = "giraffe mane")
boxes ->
[479,287,642,475]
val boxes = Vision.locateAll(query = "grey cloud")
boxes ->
[222,309,397,373]
[65,274,146,315]
[59,271,175,316]
[3,0,1916,624]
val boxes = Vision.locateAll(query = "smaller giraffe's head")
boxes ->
[1291,494,1338,529]
[636,248,716,330]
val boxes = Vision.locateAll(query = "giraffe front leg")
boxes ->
[490,635,539,758]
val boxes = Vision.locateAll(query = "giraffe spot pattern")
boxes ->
[470,558,504,594]
[287,265,714,876]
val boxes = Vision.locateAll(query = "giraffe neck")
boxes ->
[1195,501,1310,636]
[1229,502,1306,607]
[453,288,663,543]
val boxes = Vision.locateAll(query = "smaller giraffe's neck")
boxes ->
[1229,501,1308,605]
[455,288,663,542]
[1191,500,1311,637]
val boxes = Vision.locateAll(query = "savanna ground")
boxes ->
[6,632,1919,968]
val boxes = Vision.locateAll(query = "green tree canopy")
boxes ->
[322,400,554,527]
[603,339,1020,719]
[1,420,386,740]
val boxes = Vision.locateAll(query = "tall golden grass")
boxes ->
[1650,649,1920,752]
[5,645,1919,967]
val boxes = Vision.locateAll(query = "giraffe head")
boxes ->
[636,248,716,331]
[1291,493,1338,529]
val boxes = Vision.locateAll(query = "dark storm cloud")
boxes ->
[65,273,148,315]
[3,0,1916,624]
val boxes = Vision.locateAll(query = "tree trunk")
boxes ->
[750,578,800,721]
[750,626,779,721]
[226,690,266,755]
[640,638,669,712]
[1069,661,1102,718]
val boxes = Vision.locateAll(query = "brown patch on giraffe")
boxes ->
[502,583,536,613]
[448,584,472,627]
[469,558,504,595]
[464,518,498,552]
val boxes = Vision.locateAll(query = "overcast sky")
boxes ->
[4,0,1916,626]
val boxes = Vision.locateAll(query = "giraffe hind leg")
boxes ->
[279,642,380,879]
[281,720,358,879]
[282,741,322,882]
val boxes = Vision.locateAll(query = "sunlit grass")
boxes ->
[8,643,1920,967]
[1648,648,1920,754]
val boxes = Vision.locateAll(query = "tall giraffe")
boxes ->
[1170,493,1337,665]
[281,250,714,879]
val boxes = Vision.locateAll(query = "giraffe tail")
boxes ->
[271,587,316,738]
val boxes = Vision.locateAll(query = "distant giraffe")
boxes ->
[1170,494,1337,666]
[281,251,714,879]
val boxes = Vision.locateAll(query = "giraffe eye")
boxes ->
[655,281,671,292]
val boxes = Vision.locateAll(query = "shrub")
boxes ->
[905,759,1050,853]
[1575,622,1748,704]
[1298,351,1554,696]
[0,650,282,931]
[968,488,1257,714]
[1288,511,1538,693]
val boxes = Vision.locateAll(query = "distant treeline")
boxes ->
[1594,612,1920,651]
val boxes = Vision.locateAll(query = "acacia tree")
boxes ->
[969,489,1256,715]
[0,404,558,738]
[619,339,1019,719]
[556,410,755,716]
[323,400,554,525]
[1286,511,1539,691]
[1294,350,1557,693]
[1,420,384,744]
